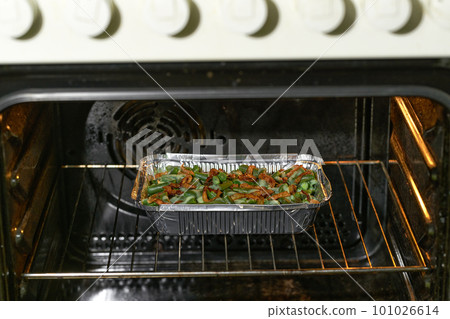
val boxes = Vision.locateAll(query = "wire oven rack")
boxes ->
[22,160,429,280]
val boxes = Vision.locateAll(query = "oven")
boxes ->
[1,0,449,301]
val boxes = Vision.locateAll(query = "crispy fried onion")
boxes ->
[258,173,276,187]
[163,186,182,196]
[181,175,193,184]
[202,187,222,203]
[270,191,291,200]
[300,190,319,203]
[301,190,310,201]
[239,183,274,195]
[208,168,222,177]
[239,183,259,189]
[246,165,256,175]
[230,193,261,202]
[146,193,170,205]
[286,165,304,178]
[238,173,256,182]
[154,172,167,179]
[230,187,275,204]
[289,184,297,194]
[294,171,313,184]
[180,164,194,175]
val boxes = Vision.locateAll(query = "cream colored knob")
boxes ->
[364,0,413,32]
[296,0,346,34]
[0,0,37,38]
[65,0,114,37]
[428,0,450,29]
[219,0,268,35]
[143,0,191,36]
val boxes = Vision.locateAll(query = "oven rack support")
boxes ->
[22,161,430,280]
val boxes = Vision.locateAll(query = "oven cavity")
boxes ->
[0,96,447,300]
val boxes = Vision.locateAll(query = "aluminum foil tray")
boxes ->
[132,153,332,235]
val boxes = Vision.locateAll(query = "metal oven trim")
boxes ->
[0,85,450,112]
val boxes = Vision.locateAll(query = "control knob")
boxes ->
[219,0,268,35]
[364,0,413,32]
[0,0,38,38]
[143,0,191,36]
[65,0,114,37]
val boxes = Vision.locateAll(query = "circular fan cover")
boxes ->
[84,100,205,212]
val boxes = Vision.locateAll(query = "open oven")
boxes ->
[0,0,449,302]
[0,60,448,301]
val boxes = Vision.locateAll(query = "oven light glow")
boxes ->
[391,134,432,223]
[408,174,431,223]
[394,97,437,170]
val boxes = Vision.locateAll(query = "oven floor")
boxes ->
[40,274,408,301]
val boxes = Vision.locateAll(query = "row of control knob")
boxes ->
[1,0,450,39]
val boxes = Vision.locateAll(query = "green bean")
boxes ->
[212,175,220,185]
[193,165,201,173]
[219,180,233,190]
[165,166,180,174]
[218,171,227,182]
[238,164,248,173]
[224,196,234,204]
[194,172,208,182]
[196,196,204,204]
[257,179,268,188]
[223,189,236,197]
[158,174,184,183]
[278,183,289,193]
[207,190,217,200]
[182,196,197,204]
[207,198,227,204]
[298,174,315,183]
[147,182,169,196]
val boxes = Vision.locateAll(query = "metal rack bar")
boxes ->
[178,236,182,272]
[389,232,417,301]
[154,233,160,272]
[83,165,107,270]
[24,170,60,274]
[224,235,229,271]
[22,266,430,280]
[355,161,397,267]
[291,234,300,270]
[269,234,277,270]
[329,202,348,268]
[380,162,427,267]
[59,167,87,271]
[130,213,140,272]
[312,225,325,269]
[106,168,126,271]
[201,235,205,272]
[336,161,373,267]
[246,234,252,270]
